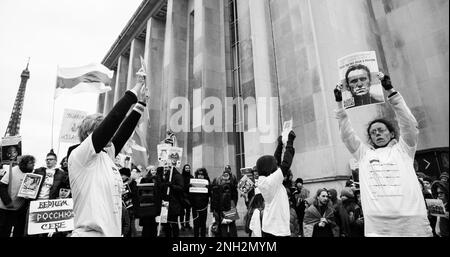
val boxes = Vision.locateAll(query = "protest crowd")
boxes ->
[0,68,448,238]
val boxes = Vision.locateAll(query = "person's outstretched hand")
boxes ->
[288,130,296,142]
[377,72,393,90]
[334,82,343,102]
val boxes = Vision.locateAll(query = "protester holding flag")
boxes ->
[334,72,433,237]
[68,74,148,237]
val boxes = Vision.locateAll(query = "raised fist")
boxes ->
[288,130,296,142]
[334,83,343,102]
[377,72,393,90]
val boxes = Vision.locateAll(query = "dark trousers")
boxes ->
[141,217,158,237]
[193,208,207,237]
[181,207,191,227]
[0,207,28,237]
[217,221,237,237]
[162,215,179,237]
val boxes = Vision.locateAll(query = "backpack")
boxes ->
[134,183,158,218]
[211,178,232,212]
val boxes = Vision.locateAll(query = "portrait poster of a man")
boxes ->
[337,51,385,109]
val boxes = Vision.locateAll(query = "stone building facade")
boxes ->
[98,0,449,195]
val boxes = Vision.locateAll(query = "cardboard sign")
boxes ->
[238,175,255,194]
[189,178,209,193]
[240,167,254,182]
[17,173,43,199]
[59,109,87,143]
[281,119,293,145]
[337,51,384,109]
[1,136,22,164]
[157,144,171,167]
[426,199,447,217]
[122,183,133,209]
[159,201,169,224]
[157,144,183,168]
[27,198,74,235]
[168,147,183,168]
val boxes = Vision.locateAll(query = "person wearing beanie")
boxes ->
[334,72,432,236]
[339,187,362,237]
[292,177,309,236]
[431,180,449,237]
[256,130,296,237]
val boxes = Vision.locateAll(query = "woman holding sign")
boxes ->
[68,75,149,237]
[334,72,432,237]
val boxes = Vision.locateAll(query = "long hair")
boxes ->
[366,118,397,148]
[18,155,35,173]
[194,167,210,184]
[78,113,104,142]
[313,188,328,208]
[182,164,191,175]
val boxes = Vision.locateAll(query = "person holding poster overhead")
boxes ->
[334,72,433,237]
[68,74,149,237]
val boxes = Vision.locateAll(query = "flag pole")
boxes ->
[51,65,58,149]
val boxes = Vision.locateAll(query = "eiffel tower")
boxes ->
[4,59,30,137]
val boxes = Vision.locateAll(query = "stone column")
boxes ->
[127,39,146,89]
[103,70,116,114]
[97,93,105,114]
[145,17,166,165]
[162,0,189,165]
[192,0,229,178]
[113,55,129,103]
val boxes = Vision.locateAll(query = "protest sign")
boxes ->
[1,136,22,164]
[426,199,447,217]
[27,198,74,235]
[122,183,133,209]
[157,144,171,167]
[189,178,209,193]
[135,183,158,218]
[59,109,87,143]
[168,147,183,168]
[17,173,43,199]
[281,119,293,145]
[240,167,254,182]
[337,51,384,109]
[238,175,255,194]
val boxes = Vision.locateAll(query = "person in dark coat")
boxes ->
[190,168,211,237]
[211,170,239,237]
[138,167,162,237]
[158,165,184,237]
[180,164,193,231]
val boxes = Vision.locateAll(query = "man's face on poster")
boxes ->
[7,146,18,160]
[347,69,370,96]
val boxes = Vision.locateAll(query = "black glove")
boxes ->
[288,130,296,142]
[277,136,283,145]
[381,75,393,90]
[334,87,342,102]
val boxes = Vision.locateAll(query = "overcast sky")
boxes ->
[0,0,142,167]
